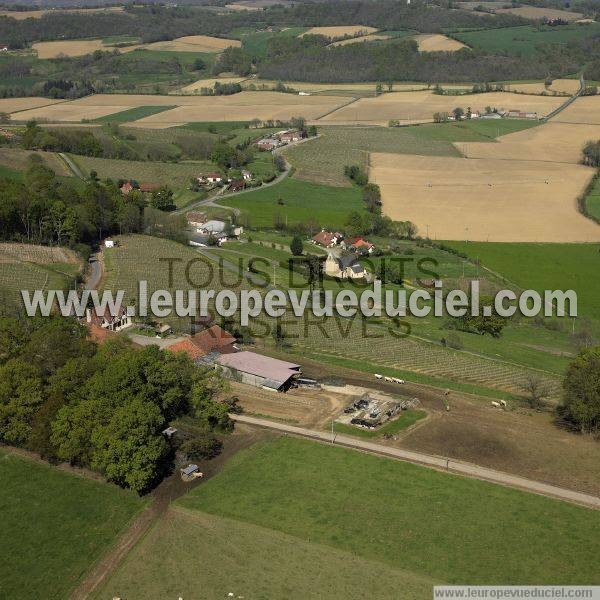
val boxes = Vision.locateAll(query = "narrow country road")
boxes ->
[230,414,600,510]
[85,255,102,290]
[59,153,86,180]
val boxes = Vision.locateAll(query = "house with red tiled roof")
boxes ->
[139,182,161,193]
[120,182,134,194]
[191,325,237,354]
[343,236,375,254]
[167,338,207,361]
[312,230,342,248]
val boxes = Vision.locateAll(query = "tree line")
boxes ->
[0,316,231,493]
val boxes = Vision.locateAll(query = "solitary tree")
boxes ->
[520,374,551,410]
[561,346,600,434]
[290,235,304,256]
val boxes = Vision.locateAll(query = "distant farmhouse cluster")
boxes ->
[429,106,540,124]
[254,128,307,151]
[186,211,243,246]
[311,230,375,280]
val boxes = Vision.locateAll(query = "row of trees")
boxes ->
[0,316,231,493]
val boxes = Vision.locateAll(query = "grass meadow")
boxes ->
[445,242,600,320]
[453,23,600,55]
[177,437,600,585]
[96,508,433,599]
[93,105,177,123]
[0,450,146,599]
[219,178,363,228]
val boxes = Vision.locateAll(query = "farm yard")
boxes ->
[317,91,565,125]
[413,34,467,52]
[371,152,599,242]
[177,437,600,585]
[0,449,145,600]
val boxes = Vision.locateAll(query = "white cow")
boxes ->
[374,374,383,379]
[491,401,501,408]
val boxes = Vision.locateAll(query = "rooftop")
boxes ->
[217,351,301,383]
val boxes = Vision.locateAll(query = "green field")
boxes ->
[0,450,145,599]
[235,26,308,58]
[96,508,433,599]
[177,437,600,586]
[0,163,22,180]
[454,23,600,55]
[93,105,177,124]
[219,178,363,228]
[445,242,600,320]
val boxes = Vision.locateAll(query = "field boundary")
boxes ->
[230,414,600,510]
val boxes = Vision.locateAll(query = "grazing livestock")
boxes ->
[375,374,383,379]
[491,401,501,408]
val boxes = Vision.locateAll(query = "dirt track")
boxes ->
[70,425,276,600]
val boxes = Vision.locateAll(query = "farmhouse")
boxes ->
[204,173,223,184]
[167,324,236,362]
[312,230,342,248]
[256,139,277,151]
[139,182,161,193]
[86,304,132,332]
[279,129,306,143]
[120,182,134,194]
[343,236,375,254]
[186,211,208,229]
[216,351,302,391]
[241,169,252,181]
[325,253,368,279]
[229,179,246,192]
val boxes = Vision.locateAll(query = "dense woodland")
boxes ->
[1,1,600,90]
[0,316,231,492]
[0,155,186,250]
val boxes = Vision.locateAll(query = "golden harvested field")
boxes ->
[127,92,351,126]
[179,76,249,93]
[496,6,583,20]
[371,152,599,242]
[300,25,377,39]
[0,7,124,19]
[456,122,600,164]
[504,79,581,95]
[128,35,241,53]
[329,34,391,47]
[0,97,62,113]
[413,34,467,52]
[32,39,108,59]
[11,102,133,122]
[553,96,600,124]
[319,91,565,125]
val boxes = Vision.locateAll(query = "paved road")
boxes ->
[174,134,320,216]
[85,255,102,290]
[231,414,600,510]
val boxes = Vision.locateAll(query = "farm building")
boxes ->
[86,304,132,332]
[139,182,161,193]
[120,182,134,194]
[241,169,252,181]
[229,179,246,192]
[167,325,237,362]
[186,211,208,229]
[325,253,368,279]
[312,230,342,248]
[216,351,302,391]
[343,236,374,254]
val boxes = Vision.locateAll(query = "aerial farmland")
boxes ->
[1,2,600,597]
